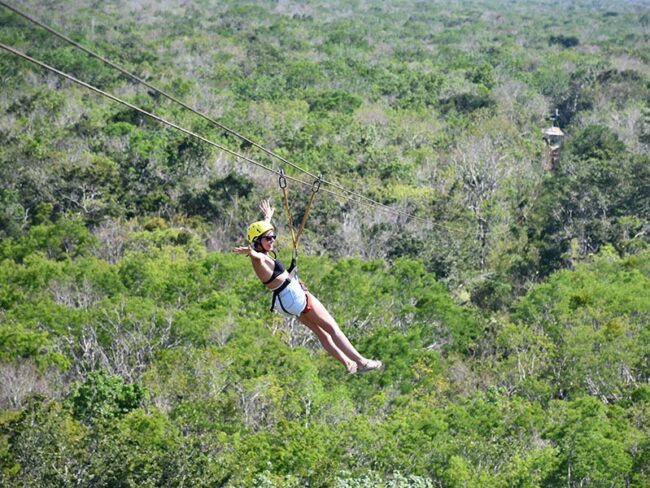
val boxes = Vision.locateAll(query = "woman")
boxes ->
[234,200,383,374]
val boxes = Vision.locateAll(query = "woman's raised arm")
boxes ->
[259,199,274,223]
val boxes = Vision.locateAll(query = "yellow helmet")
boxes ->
[247,221,275,243]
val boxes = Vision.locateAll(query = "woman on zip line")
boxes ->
[233,199,383,374]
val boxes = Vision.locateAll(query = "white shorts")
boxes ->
[272,279,307,317]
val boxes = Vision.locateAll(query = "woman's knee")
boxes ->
[310,316,339,337]
[305,324,333,344]
[300,314,327,336]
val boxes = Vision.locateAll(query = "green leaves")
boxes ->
[66,370,145,424]
[513,251,650,402]
[531,124,650,274]
[567,124,626,161]
[1,0,649,485]
[0,324,54,364]
[307,90,363,114]
[546,397,634,487]
[0,214,96,263]
[1,235,648,486]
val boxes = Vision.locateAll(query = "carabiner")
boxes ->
[312,174,322,193]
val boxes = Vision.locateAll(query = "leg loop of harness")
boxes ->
[271,278,309,316]
[270,278,292,311]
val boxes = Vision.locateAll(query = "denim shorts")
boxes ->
[272,279,307,317]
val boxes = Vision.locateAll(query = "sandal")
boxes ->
[357,359,383,373]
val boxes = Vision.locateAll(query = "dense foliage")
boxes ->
[0,221,647,486]
[1,0,648,486]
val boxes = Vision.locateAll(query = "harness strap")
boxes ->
[270,278,311,316]
[279,171,297,250]
[278,170,321,256]
[270,278,292,311]
[294,175,321,250]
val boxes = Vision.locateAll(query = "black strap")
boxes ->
[270,279,292,311]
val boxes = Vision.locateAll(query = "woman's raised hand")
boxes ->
[260,199,274,222]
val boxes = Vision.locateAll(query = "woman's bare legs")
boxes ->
[298,293,380,373]
[299,315,357,372]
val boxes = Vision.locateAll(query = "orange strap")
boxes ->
[301,290,312,315]
[278,170,321,254]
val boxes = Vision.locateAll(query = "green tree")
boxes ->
[513,249,650,401]
[546,397,634,487]
[532,126,649,274]
[0,400,87,487]
[66,370,145,425]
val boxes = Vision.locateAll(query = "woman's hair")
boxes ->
[252,238,263,252]
[252,237,276,258]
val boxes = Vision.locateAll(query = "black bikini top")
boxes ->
[262,258,286,284]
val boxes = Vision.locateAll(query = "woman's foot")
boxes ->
[346,362,358,374]
[357,359,383,373]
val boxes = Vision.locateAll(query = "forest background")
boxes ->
[0,0,649,486]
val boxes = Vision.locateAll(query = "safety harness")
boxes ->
[270,170,322,315]
[278,169,322,274]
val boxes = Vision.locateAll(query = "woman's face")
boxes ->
[259,230,277,252]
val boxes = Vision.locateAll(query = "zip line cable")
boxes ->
[0,1,291,172]
[1,42,445,228]
[1,2,473,233]
[0,0,436,225]
[0,43,306,189]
